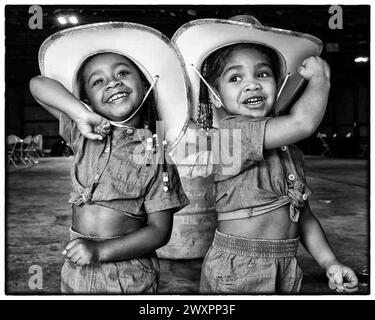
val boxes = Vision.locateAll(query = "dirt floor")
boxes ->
[5,156,369,295]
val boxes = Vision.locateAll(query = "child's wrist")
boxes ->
[74,108,92,125]
[96,241,107,263]
[308,76,331,91]
[323,258,341,271]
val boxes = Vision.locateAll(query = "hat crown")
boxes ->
[229,15,262,26]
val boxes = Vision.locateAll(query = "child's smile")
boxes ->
[105,92,130,104]
[214,47,277,118]
[82,53,145,123]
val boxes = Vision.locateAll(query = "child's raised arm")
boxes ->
[264,56,331,149]
[29,76,110,140]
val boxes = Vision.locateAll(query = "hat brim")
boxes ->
[39,22,190,149]
[172,19,323,124]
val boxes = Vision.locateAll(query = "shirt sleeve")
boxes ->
[214,116,269,178]
[143,160,190,214]
[59,113,81,152]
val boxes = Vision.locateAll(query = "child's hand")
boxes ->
[76,112,111,141]
[62,238,101,266]
[297,56,331,86]
[326,262,359,294]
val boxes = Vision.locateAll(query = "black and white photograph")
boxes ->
[4,2,370,301]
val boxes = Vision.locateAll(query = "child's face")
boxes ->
[214,47,277,118]
[82,53,145,122]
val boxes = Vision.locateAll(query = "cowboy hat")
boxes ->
[38,21,190,149]
[172,16,323,126]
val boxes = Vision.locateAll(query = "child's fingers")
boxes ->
[324,61,331,79]
[343,269,359,288]
[102,122,111,129]
[63,238,82,252]
[327,265,344,291]
[84,132,104,141]
[69,252,82,265]
[342,285,359,293]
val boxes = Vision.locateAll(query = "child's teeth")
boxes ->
[245,97,263,104]
[108,93,128,103]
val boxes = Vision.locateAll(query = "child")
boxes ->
[30,22,190,294]
[173,17,358,294]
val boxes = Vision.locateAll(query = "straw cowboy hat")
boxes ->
[38,22,190,149]
[172,16,323,126]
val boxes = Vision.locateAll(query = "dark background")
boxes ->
[5,5,370,157]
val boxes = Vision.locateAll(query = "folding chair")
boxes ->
[31,134,44,158]
[22,135,38,164]
[316,132,333,157]
[7,135,19,167]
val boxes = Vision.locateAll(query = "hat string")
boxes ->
[276,73,291,100]
[81,75,160,128]
[192,63,292,106]
[110,75,159,127]
[190,64,224,107]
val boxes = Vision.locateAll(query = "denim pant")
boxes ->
[200,229,302,294]
[61,227,159,294]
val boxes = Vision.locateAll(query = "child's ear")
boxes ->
[208,89,223,109]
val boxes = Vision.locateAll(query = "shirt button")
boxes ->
[302,194,308,200]
[168,152,174,158]
[104,146,110,153]
[94,174,100,180]
[288,174,296,181]
[281,146,287,151]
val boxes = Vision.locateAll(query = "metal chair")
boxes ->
[31,134,44,159]
[22,135,38,164]
[7,135,21,167]
[317,132,333,157]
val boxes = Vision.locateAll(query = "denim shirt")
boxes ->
[60,114,189,221]
[214,115,312,223]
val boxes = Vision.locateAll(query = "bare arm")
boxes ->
[64,210,174,263]
[30,75,89,121]
[299,201,337,269]
[299,201,358,293]
[29,75,110,140]
[265,56,331,149]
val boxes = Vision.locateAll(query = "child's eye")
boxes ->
[92,79,104,86]
[229,75,241,83]
[118,70,129,77]
[258,71,274,78]
[257,71,270,78]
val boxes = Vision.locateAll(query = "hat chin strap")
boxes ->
[191,64,224,107]
[82,75,159,128]
[192,62,292,106]
[276,73,291,100]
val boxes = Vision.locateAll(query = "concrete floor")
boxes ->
[5,156,369,295]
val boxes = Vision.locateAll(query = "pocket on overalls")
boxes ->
[133,253,159,273]
[216,255,257,293]
[60,259,84,293]
[115,255,159,294]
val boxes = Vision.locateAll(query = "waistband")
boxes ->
[212,229,299,258]
[69,226,122,241]
[217,197,291,221]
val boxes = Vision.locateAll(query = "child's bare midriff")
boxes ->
[72,204,144,238]
[218,204,299,240]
